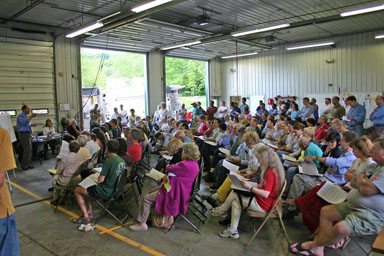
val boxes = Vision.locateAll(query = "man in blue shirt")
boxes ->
[239,97,248,113]
[16,105,37,170]
[256,103,268,117]
[230,102,241,120]
[370,95,384,133]
[346,95,366,137]
[299,97,314,122]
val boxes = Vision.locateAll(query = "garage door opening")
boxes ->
[80,48,145,130]
[165,57,208,118]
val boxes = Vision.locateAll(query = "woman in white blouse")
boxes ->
[43,119,56,135]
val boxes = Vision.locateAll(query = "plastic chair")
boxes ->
[93,168,132,226]
[246,180,290,247]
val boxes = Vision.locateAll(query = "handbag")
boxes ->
[150,209,174,229]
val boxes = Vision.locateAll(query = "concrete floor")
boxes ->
[7,156,374,256]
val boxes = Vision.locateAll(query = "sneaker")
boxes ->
[209,185,219,192]
[219,228,239,239]
[129,223,148,231]
[209,207,227,217]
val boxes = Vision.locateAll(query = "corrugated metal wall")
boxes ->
[146,51,165,115]
[221,31,384,106]
[54,36,82,126]
[0,37,56,132]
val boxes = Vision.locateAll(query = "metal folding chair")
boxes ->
[166,174,203,234]
[93,168,132,226]
[246,180,290,247]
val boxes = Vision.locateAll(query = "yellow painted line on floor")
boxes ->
[99,221,133,235]
[10,181,166,256]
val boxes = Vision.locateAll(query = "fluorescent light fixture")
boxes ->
[66,21,103,38]
[340,4,384,17]
[221,52,258,59]
[232,23,290,37]
[286,41,335,50]
[132,0,173,13]
[161,40,201,50]
[375,34,384,39]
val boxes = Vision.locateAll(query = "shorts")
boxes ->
[335,202,384,236]
[87,185,102,201]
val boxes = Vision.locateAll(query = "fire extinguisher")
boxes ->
[267,98,273,105]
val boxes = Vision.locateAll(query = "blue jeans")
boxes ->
[0,214,19,256]
[349,124,363,137]
[286,167,298,189]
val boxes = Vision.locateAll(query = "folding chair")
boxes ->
[121,165,141,206]
[54,160,90,211]
[166,175,202,234]
[246,180,290,247]
[93,168,132,226]
[189,158,209,223]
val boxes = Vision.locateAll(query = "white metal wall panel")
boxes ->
[54,36,82,125]
[0,37,55,132]
[146,51,165,115]
[221,31,384,110]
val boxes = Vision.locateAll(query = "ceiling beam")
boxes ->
[2,0,46,25]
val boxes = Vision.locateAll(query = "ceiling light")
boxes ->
[132,0,173,13]
[286,42,335,50]
[340,4,384,17]
[375,34,384,39]
[232,23,290,37]
[221,52,258,59]
[161,40,201,50]
[66,21,103,38]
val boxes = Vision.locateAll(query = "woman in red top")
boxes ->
[210,145,285,239]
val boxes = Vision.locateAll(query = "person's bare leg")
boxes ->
[291,205,346,256]
[84,195,93,216]
[74,187,90,218]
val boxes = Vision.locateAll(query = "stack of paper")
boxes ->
[162,155,173,161]
[262,139,278,149]
[204,141,217,146]
[223,160,239,173]
[316,181,348,204]
[93,167,102,173]
[282,154,297,162]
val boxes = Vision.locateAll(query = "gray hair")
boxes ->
[182,143,200,161]
[130,128,141,141]
[77,135,88,147]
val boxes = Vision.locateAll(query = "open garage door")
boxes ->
[0,37,56,133]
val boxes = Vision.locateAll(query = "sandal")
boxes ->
[72,216,91,224]
[288,242,315,256]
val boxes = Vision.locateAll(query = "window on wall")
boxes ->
[80,48,145,129]
[165,57,207,115]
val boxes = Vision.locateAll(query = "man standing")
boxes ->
[332,96,346,120]
[239,97,248,113]
[158,102,169,122]
[17,104,36,170]
[0,127,19,255]
[111,107,119,119]
[346,95,366,137]
[177,103,187,123]
[299,97,314,122]
[217,101,229,119]
[206,100,218,121]
[191,102,200,116]
[230,102,241,120]
[321,98,333,119]
[119,104,128,127]
[370,95,384,133]
[90,104,100,132]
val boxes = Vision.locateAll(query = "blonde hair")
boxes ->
[303,127,316,139]
[243,131,260,145]
[253,145,285,187]
[240,119,249,126]
[183,130,194,141]
[350,137,373,158]
[166,138,183,155]
[182,143,200,161]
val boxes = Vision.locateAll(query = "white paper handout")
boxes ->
[146,168,166,181]
[79,173,100,189]
[198,136,205,140]
[93,167,102,173]
[219,148,230,156]
[316,181,348,204]
[204,141,217,146]
[228,175,258,192]
[162,155,173,161]
[282,154,297,163]
[223,159,240,173]
[298,161,322,176]
[261,139,278,149]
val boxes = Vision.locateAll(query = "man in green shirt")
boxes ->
[90,104,100,132]
[73,139,126,224]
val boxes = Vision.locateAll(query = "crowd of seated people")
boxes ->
[36,94,384,252]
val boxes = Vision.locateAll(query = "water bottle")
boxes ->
[35,134,39,141]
